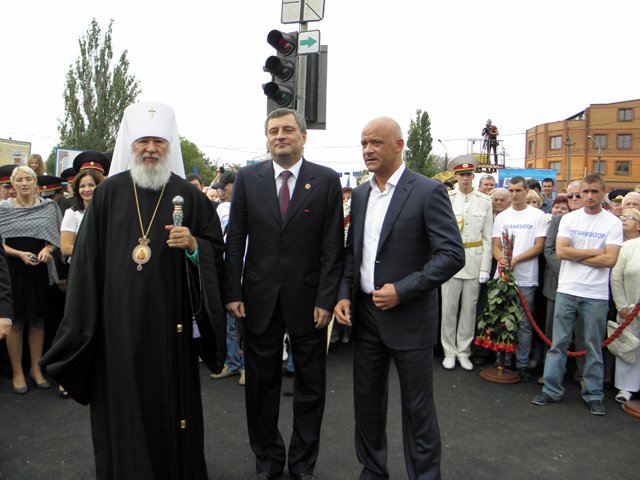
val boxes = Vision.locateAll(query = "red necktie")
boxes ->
[279,170,291,220]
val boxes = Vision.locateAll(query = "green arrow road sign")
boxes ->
[298,30,320,55]
[300,37,317,47]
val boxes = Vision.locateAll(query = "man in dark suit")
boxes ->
[225,108,344,480]
[334,117,464,480]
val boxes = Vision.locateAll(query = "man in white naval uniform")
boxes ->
[441,156,493,371]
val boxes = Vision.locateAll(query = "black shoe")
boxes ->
[531,392,561,406]
[252,472,280,480]
[518,367,531,382]
[586,399,606,416]
[471,355,487,366]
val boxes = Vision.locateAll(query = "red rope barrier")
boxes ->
[517,288,640,358]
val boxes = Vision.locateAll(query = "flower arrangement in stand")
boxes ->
[474,228,522,383]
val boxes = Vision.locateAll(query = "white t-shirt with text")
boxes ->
[492,205,548,287]
[557,208,623,300]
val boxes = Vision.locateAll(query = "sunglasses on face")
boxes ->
[566,193,581,199]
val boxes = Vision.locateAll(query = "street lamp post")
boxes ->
[437,139,448,164]
[587,135,603,176]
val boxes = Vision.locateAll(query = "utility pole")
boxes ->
[587,135,603,176]
[564,135,576,185]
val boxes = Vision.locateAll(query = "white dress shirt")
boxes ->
[273,158,302,199]
[360,162,406,293]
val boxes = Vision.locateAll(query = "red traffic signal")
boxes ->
[267,30,296,56]
[264,30,298,112]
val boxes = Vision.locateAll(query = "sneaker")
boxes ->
[238,369,245,386]
[531,391,560,406]
[518,367,531,382]
[210,365,240,380]
[586,399,606,416]
[458,357,474,372]
[442,357,455,370]
[615,390,631,404]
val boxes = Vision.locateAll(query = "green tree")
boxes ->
[404,109,436,177]
[58,18,141,152]
[356,168,369,185]
[181,137,219,186]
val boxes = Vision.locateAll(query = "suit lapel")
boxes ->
[353,182,371,265]
[283,158,314,228]
[256,161,282,225]
[376,169,414,255]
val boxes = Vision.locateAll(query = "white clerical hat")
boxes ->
[109,101,185,178]
[125,102,176,144]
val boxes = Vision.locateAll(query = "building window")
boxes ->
[617,134,632,149]
[549,136,562,150]
[549,161,561,173]
[615,161,630,176]
[592,161,605,175]
[592,134,607,149]
[528,140,534,155]
[619,108,633,121]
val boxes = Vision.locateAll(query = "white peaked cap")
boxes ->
[109,101,185,178]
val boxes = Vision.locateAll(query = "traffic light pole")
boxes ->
[296,22,308,118]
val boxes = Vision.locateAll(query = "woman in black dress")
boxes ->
[0,165,61,394]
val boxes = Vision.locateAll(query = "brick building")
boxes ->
[525,99,640,190]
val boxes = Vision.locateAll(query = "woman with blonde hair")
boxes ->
[526,190,543,209]
[610,229,640,403]
[620,208,640,242]
[25,154,46,176]
[0,165,61,394]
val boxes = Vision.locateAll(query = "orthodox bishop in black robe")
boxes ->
[41,102,226,480]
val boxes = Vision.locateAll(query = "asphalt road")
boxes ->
[1,343,638,479]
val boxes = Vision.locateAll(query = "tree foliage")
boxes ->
[405,109,437,177]
[180,137,220,186]
[58,18,140,152]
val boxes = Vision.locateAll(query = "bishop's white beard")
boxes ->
[129,153,171,191]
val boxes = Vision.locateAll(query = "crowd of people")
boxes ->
[441,167,640,416]
[1,104,639,479]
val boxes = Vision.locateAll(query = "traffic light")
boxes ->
[263,30,298,113]
[304,46,328,130]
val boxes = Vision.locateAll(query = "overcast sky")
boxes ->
[2,0,638,175]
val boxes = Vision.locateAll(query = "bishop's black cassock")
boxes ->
[42,172,226,480]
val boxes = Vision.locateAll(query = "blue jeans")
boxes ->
[515,286,536,369]
[543,293,608,402]
[224,313,244,371]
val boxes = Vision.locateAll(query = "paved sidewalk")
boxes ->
[1,344,638,479]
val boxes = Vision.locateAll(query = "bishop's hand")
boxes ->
[165,225,197,252]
